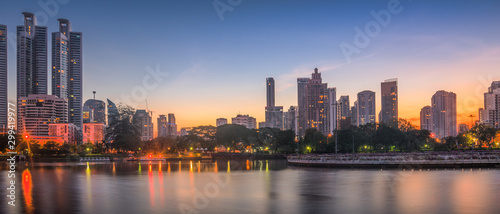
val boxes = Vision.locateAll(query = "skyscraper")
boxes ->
[17,12,48,99]
[0,25,6,129]
[264,77,283,129]
[157,114,168,137]
[351,103,357,126]
[380,79,398,125]
[431,90,457,139]
[284,106,298,133]
[83,99,106,124]
[305,68,329,134]
[107,99,118,125]
[134,110,153,141]
[483,81,500,129]
[266,77,275,107]
[327,88,337,134]
[167,113,177,136]
[338,96,351,129]
[297,77,309,136]
[52,18,83,128]
[357,90,376,125]
[420,106,432,131]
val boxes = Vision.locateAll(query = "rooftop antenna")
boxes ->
[93,91,96,100]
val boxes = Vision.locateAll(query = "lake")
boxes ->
[1,160,499,214]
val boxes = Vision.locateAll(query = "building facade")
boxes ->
[216,118,228,127]
[18,94,68,136]
[134,110,154,141]
[82,123,104,144]
[420,106,432,131]
[297,77,309,136]
[380,79,398,125]
[431,90,457,139]
[305,68,329,134]
[284,106,298,134]
[167,113,177,136]
[483,82,500,129]
[107,99,118,125]
[83,99,106,124]
[327,88,337,134]
[232,114,256,129]
[357,90,376,126]
[48,123,79,144]
[157,114,168,137]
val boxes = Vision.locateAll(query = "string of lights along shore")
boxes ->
[1,12,500,144]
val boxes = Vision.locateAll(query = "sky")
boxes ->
[2,0,500,133]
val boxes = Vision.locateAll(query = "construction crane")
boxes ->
[145,99,155,117]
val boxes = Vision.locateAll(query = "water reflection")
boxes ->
[1,161,499,214]
[22,169,33,214]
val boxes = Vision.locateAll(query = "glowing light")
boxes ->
[190,147,193,151]
[22,169,33,213]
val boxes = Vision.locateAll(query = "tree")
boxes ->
[106,105,141,152]
[469,124,497,148]
[215,124,252,152]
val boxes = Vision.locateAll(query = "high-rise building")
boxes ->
[478,108,484,124]
[339,96,350,120]
[338,96,351,129]
[0,25,6,129]
[83,99,106,124]
[351,104,357,126]
[157,114,168,137]
[327,88,337,134]
[266,77,275,107]
[483,81,500,129]
[107,99,118,125]
[357,90,376,125]
[431,90,457,139]
[18,94,68,136]
[167,113,177,136]
[134,110,153,141]
[264,77,283,129]
[284,106,298,133]
[304,68,329,134]
[216,118,227,127]
[17,12,48,99]
[52,18,83,129]
[82,105,93,123]
[380,79,398,125]
[297,77,310,136]
[420,106,432,131]
[232,114,256,129]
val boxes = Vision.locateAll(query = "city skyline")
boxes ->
[1,1,500,129]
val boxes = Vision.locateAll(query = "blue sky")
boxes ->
[2,0,500,129]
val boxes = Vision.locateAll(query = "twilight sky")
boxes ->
[2,0,500,132]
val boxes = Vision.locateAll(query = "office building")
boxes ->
[431,90,457,138]
[327,88,337,134]
[483,81,500,129]
[216,118,227,127]
[232,114,256,129]
[107,99,118,125]
[351,104,357,126]
[82,105,93,123]
[83,99,106,124]
[305,68,329,134]
[420,106,432,131]
[18,94,68,136]
[157,114,168,137]
[266,77,275,107]
[297,77,309,136]
[284,106,298,133]
[264,77,283,129]
[17,12,48,99]
[167,113,177,136]
[478,108,484,124]
[134,110,153,141]
[357,90,376,125]
[380,79,398,125]
[0,25,6,129]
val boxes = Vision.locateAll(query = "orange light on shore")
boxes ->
[148,154,152,158]
[158,154,162,158]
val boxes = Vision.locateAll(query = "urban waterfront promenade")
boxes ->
[287,151,500,168]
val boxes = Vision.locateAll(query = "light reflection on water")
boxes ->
[1,160,499,214]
